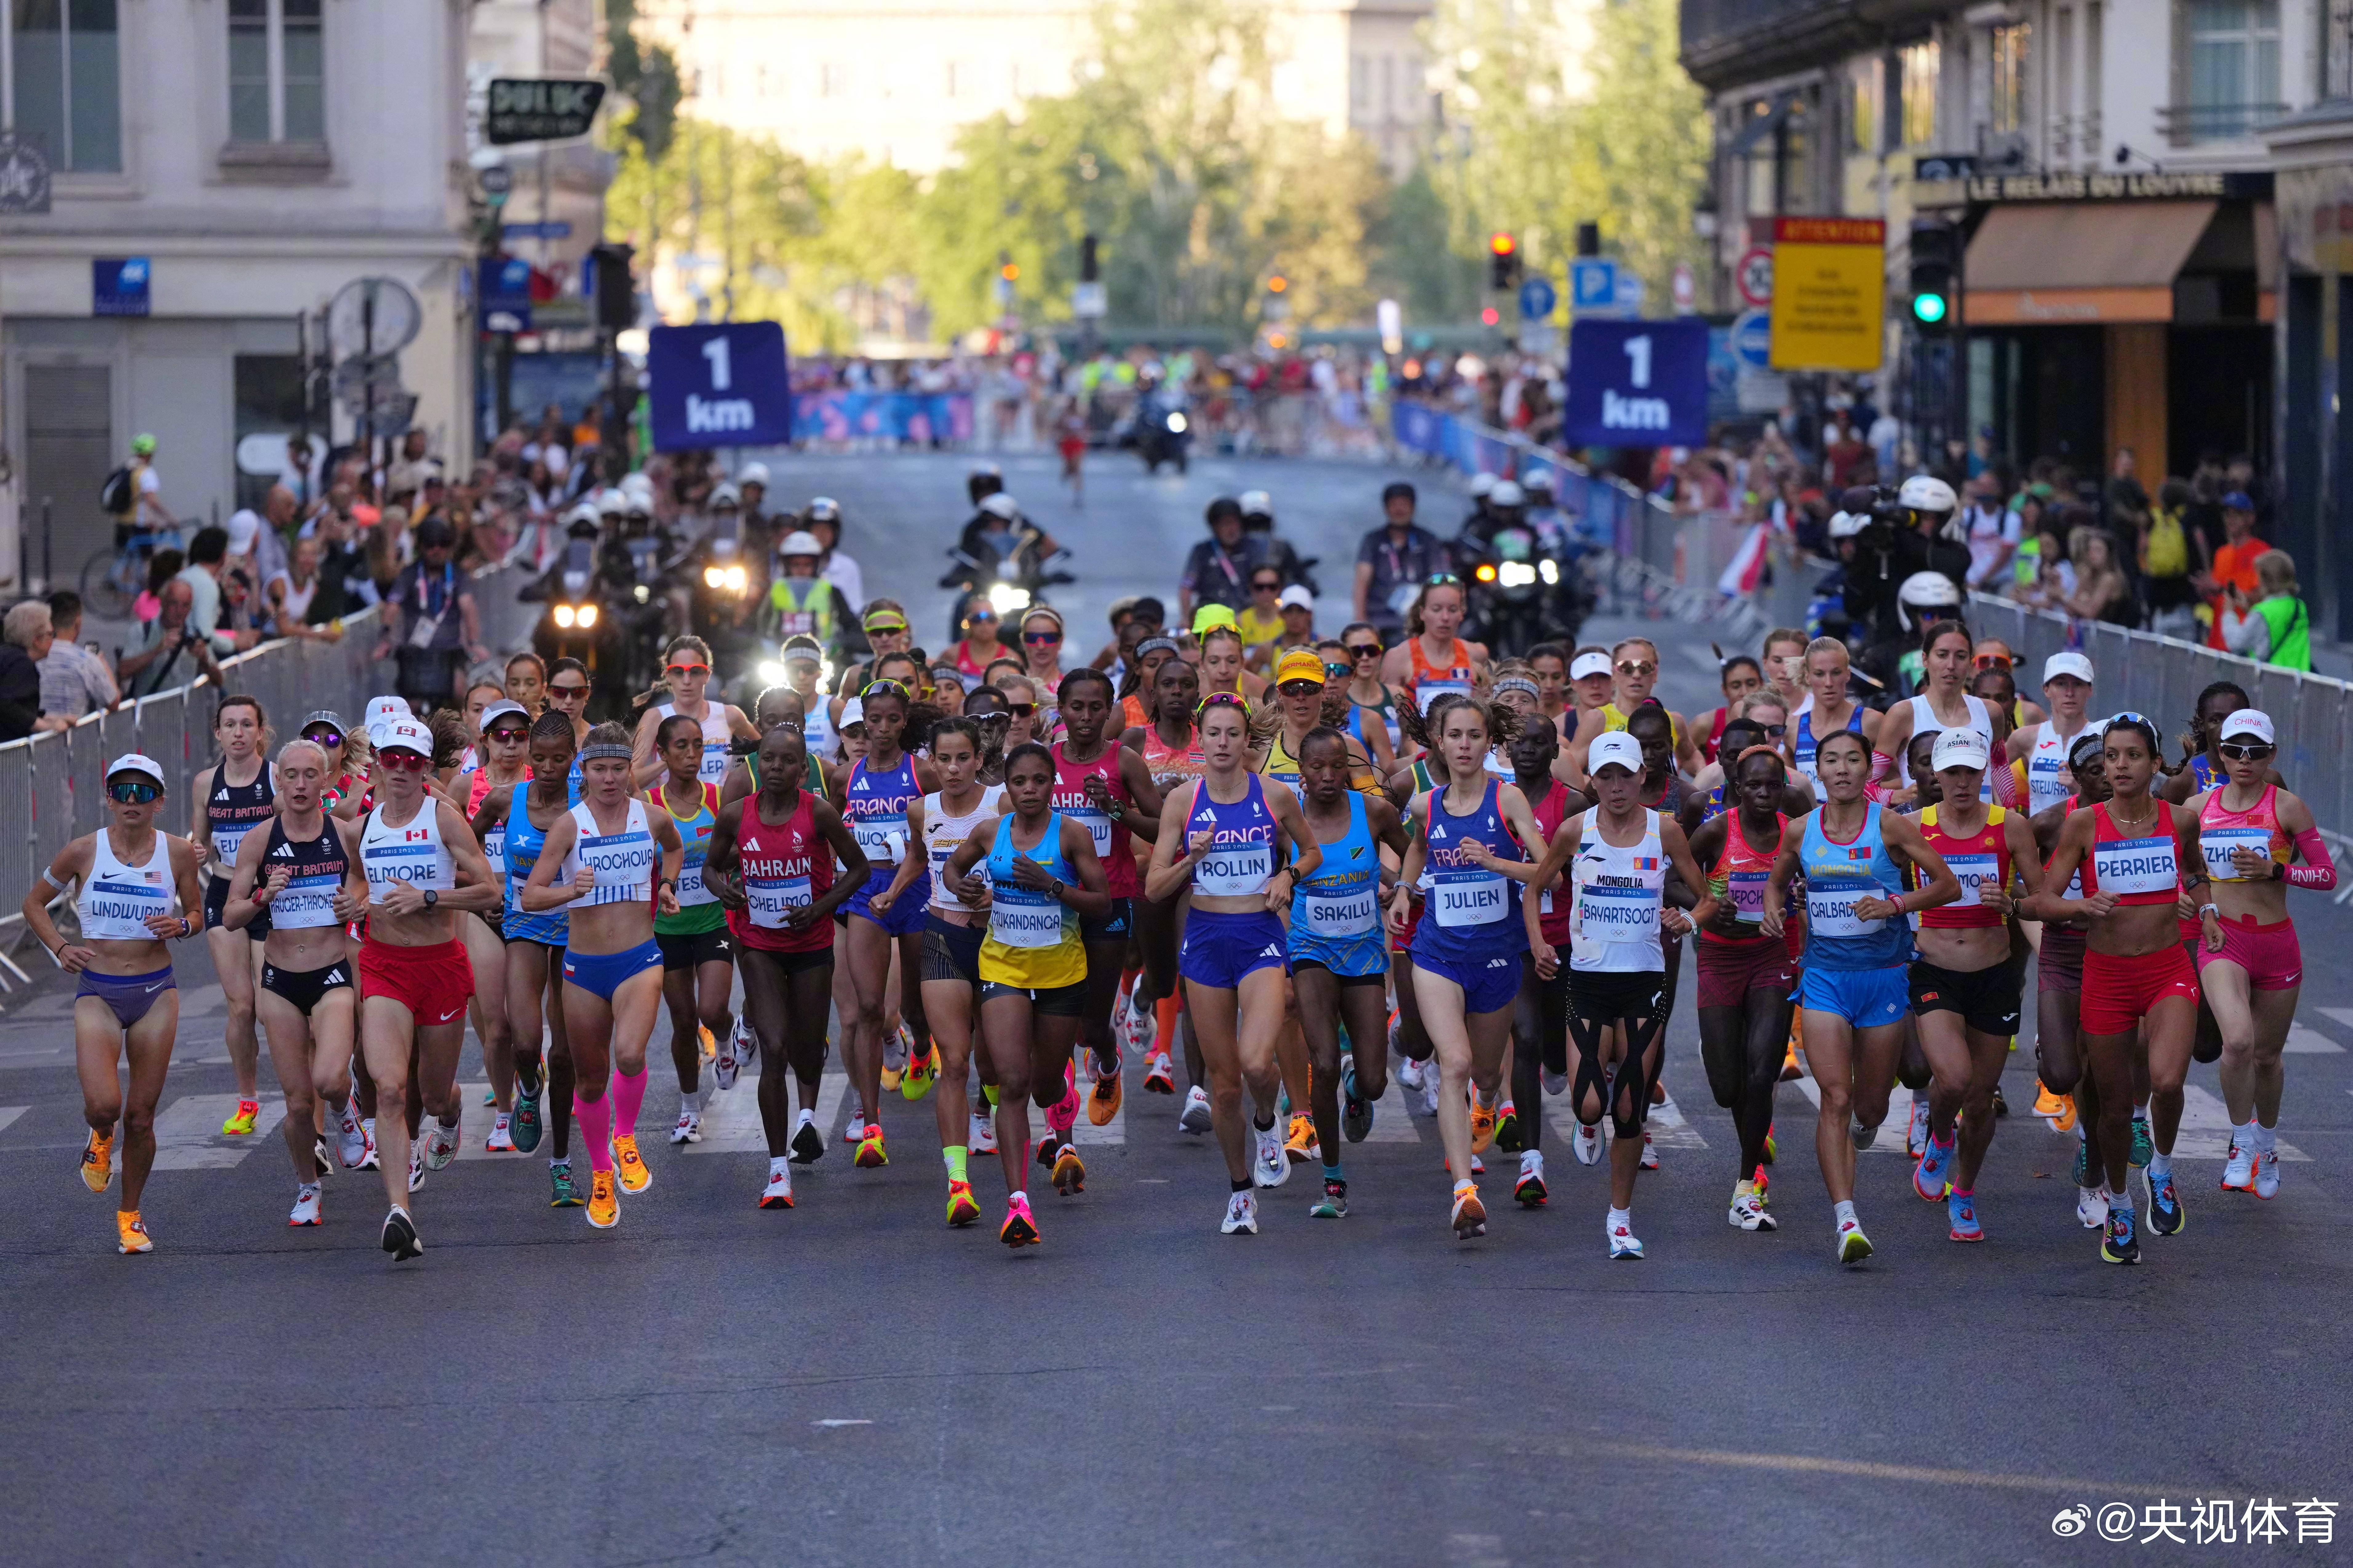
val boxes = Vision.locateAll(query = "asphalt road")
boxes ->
[4,450,2350,1566]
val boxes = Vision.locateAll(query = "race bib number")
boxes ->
[698,741,730,787]
[1196,843,1271,897]
[1806,885,1884,938]
[746,873,811,929]
[269,873,342,930]
[2092,835,2177,897]
[1574,883,1660,939]
[1943,852,1997,907]
[1065,804,1114,859]
[1300,888,1379,936]
[1417,679,1472,715]
[990,890,1064,948]
[674,854,714,907]
[483,825,505,879]
[1539,885,1555,916]
[850,810,906,865]
[578,830,656,906]
[2201,826,2272,883]
[1728,869,1767,923]
[1431,869,1508,927]
[213,825,253,866]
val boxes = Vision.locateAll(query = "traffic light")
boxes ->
[1267,274,1287,294]
[1909,219,1957,331]
[1488,231,1521,292]
[589,243,635,332]
[1080,234,1099,283]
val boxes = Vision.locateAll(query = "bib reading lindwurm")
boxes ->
[1300,889,1380,937]
[2200,826,2272,884]
[1430,868,1510,927]
[1942,852,1998,908]
[2091,835,2177,897]
[745,873,812,929]
[1805,885,1884,938]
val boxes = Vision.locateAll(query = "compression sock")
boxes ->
[1322,1162,1344,1186]
[1155,993,1180,1053]
[611,1066,649,1138]
[983,1083,1001,1109]
[573,1084,614,1174]
[944,1145,969,1183]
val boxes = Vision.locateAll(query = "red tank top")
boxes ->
[726,792,836,953]
[2079,800,2183,908]
[1142,723,1206,796]
[1529,779,1573,945]
[1917,803,2011,930]
[1405,636,1475,709]
[465,764,532,815]
[1050,740,1139,896]
[1703,809,1790,949]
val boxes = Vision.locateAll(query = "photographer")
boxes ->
[1840,475,1970,669]
[119,578,223,699]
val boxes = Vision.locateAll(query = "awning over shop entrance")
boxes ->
[1964,201,2218,324]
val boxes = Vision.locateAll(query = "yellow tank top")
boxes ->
[1602,703,1681,746]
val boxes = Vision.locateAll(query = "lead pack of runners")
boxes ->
[41,495,2339,1270]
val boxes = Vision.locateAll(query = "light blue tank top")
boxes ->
[1797,802,1909,970]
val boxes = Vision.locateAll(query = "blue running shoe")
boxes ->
[2129,1115,2153,1168]
[2148,1172,2185,1235]
[1947,1189,1983,1242]
[1913,1133,1956,1202]
[2101,1205,2140,1264]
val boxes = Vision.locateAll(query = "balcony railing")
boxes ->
[2158,100,2289,145]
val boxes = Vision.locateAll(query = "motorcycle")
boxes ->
[1135,399,1191,475]
[686,511,761,700]
[522,527,629,720]
[1459,517,1556,661]
[938,524,1074,644]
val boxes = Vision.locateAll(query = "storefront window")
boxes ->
[5,0,123,173]
[1901,40,1939,148]
[1849,56,1882,154]
[2184,0,2281,140]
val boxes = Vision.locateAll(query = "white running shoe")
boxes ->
[1395,1054,1425,1093]
[2076,1186,2108,1229]
[359,1118,381,1170]
[424,1116,459,1171]
[970,1111,999,1154]
[2221,1137,2256,1192]
[2252,1149,2282,1199]
[1220,1190,1259,1235]
[336,1115,370,1170]
[715,1021,753,1090]
[288,1185,322,1226]
[1541,1066,1568,1097]
[669,1111,702,1145]
[1730,1187,1775,1231]
[485,1116,515,1154]
[1835,1217,1873,1265]
[843,1118,862,1145]
[1639,1130,1659,1170]
[1253,1121,1290,1187]
[1907,1098,1931,1158]
[1572,1122,1604,1166]
[1608,1218,1644,1259]
[1178,1085,1214,1134]
[759,1164,794,1209]
[1121,993,1155,1058]
[883,1026,911,1077]
[407,1139,426,1192]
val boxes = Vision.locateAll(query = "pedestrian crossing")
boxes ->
[1785,1077,2309,1162]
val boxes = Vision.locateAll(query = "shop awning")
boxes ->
[1964,200,2218,324]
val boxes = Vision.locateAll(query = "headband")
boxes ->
[1195,692,1249,718]
[861,678,909,700]
[1732,742,1788,778]
[1492,676,1540,702]
[1135,636,1180,661]
[579,743,633,763]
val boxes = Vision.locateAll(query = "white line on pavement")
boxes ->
[151,1093,285,1170]
[0,1106,26,1135]
[685,1071,849,1154]
[2284,1023,2343,1055]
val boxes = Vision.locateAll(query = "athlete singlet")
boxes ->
[1568,808,1667,973]
[1406,636,1476,713]
[1347,688,1401,755]
[1051,741,1140,898]
[503,792,571,947]
[80,829,178,941]
[204,759,276,930]
[360,799,457,909]
[653,781,725,937]
[1704,810,1789,948]
[1186,773,1277,898]
[1415,780,1526,950]
[1528,779,1574,950]
[1792,703,1865,790]
[980,812,1086,990]
[1797,804,1910,969]
[1142,723,1207,797]
[653,701,736,790]
[2079,801,2183,906]
[843,752,925,905]
[728,793,834,955]
[559,798,658,908]
[1916,804,2012,929]
[258,815,350,930]
[1288,792,1386,978]
[2024,721,2090,818]
[2199,783,2290,885]
[1898,693,1995,797]
[924,786,1005,914]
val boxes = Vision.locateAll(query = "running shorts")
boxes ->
[2195,913,2302,991]
[1178,908,1289,991]
[979,978,1087,1017]
[1291,956,1386,990]
[76,964,175,1029]
[922,916,984,987]
[1909,957,2025,1036]
[1567,968,1668,1028]
[1695,936,1795,1009]
[1412,948,1523,1016]
[1796,963,1909,1028]
[262,958,353,1015]
[2080,945,2200,1035]
[656,926,733,972]
[564,939,664,1002]
[1080,897,1134,944]
[359,938,474,1026]
[846,869,928,936]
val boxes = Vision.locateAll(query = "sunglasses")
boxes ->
[1005,702,1037,717]
[1346,643,1381,659]
[864,620,909,636]
[2219,741,2276,761]
[378,750,433,773]
[666,663,710,679]
[1196,692,1249,716]
[1323,662,1352,681]
[1616,661,1657,677]
[1279,680,1324,695]
[487,726,530,744]
[1023,631,1062,645]
[1754,723,1787,737]
[1253,580,1281,592]
[967,608,999,621]
[303,728,344,748]
[107,779,160,804]
[1423,573,1462,588]
[550,684,589,700]
[1972,653,2013,670]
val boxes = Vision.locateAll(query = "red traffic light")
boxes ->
[1489,231,1516,257]
[1480,306,1500,325]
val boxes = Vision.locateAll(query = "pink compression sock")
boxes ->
[611,1065,649,1138]
[574,1080,614,1173]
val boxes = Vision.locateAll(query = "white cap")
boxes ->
[738,461,771,487]
[1490,479,1525,507]
[1828,510,1869,540]
[377,718,432,757]
[479,700,528,731]
[777,530,823,558]
[1469,473,1497,498]
[839,697,866,730]
[1239,489,1273,516]
[1588,732,1644,775]
[620,472,657,501]
[105,752,165,786]
[1930,727,1991,771]
[367,695,408,727]
[979,493,1021,521]
[2219,708,2274,745]
[2041,651,2096,687]
[1277,585,1314,611]
[226,508,263,554]
[1570,651,1613,681]
[709,481,741,508]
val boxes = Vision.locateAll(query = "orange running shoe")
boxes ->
[586,1169,619,1229]
[946,1180,982,1226]
[80,1128,115,1194]
[854,1124,889,1168]
[116,1210,152,1254]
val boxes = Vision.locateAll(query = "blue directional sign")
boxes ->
[93,257,150,318]
[479,253,534,333]
[1730,309,1774,370]
[1570,258,1619,311]
[1517,276,1556,321]
[647,321,791,451]
[1562,318,1708,447]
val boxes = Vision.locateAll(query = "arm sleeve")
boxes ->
[2286,828,2338,891]
[1863,749,1901,803]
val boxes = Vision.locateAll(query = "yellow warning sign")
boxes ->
[1769,216,1885,372]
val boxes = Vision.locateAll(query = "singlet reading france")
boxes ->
[844,752,925,900]
[1184,773,1277,898]
[1413,779,1528,965]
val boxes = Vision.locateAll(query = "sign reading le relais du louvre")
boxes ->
[1963,171,2275,203]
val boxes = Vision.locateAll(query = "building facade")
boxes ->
[0,0,476,591]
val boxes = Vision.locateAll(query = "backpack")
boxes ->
[2144,505,2189,577]
[100,466,136,517]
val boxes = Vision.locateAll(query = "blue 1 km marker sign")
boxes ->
[1561,318,1708,447]
[647,322,791,450]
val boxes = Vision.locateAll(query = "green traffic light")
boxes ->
[1912,292,1949,324]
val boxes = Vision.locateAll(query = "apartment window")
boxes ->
[3,0,123,172]
[1900,39,1940,147]
[2182,0,2280,139]
[229,0,323,144]
[1848,55,1882,152]
[1990,23,2031,135]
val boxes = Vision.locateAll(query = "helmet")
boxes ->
[709,482,741,509]
[978,493,1021,522]
[595,488,627,521]
[1897,474,1959,514]
[777,530,824,559]
[131,433,157,457]
[1521,466,1556,498]
[1489,480,1525,509]
[805,496,842,525]
[1896,569,1963,631]
[619,471,656,503]
[1469,473,1497,500]
[737,462,770,489]
[1238,489,1273,520]
[1827,510,1869,540]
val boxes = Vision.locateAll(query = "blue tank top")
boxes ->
[1797,802,1909,969]
[845,752,924,894]
[2191,752,2218,792]
[1793,703,1865,788]
[503,789,571,944]
[1185,772,1278,897]
[1291,792,1384,964]
[1701,783,1728,824]
[1412,778,1528,965]
[565,754,584,807]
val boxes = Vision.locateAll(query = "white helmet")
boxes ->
[1896,569,1963,631]
[979,493,1022,521]
[1469,473,1498,500]
[566,500,602,530]
[1898,474,1958,514]
[1490,480,1525,508]
[709,481,741,509]
[620,471,656,503]
[776,530,824,559]
[737,462,771,489]
[1238,489,1273,519]
[595,488,627,520]
[805,496,842,525]
[1827,509,1869,539]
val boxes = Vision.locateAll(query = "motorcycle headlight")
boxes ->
[633,584,650,604]
[704,566,725,589]
[1498,562,1537,588]
[757,659,788,687]
[988,582,1031,615]
[1539,559,1559,585]
[1167,412,1188,433]
[577,604,598,628]
[553,604,577,629]
[724,565,747,592]
[1473,563,1497,584]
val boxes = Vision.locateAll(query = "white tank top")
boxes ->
[2025,719,2085,818]
[924,785,1005,913]
[1901,692,1994,800]
[654,701,735,789]
[560,798,658,907]
[1568,808,1665,973]
[802,693,840,763]
[78,829,178,942]
[360,799,456,907]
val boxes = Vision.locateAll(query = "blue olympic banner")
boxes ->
[791,391,974,444]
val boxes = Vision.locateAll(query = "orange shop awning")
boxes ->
[1964,200,2218,325]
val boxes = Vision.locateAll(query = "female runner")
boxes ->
[943,742,1111,1245]
[2005,652,2098,818]
[474,714,579,1199]
[25,753,204,1254]
[1904,729,2045,1242]
[1695,652,1763,765]
[1336,622,1402,769]
[1144,693,1320,1236]
[460,700,533,1150]
[1197,623,1266,710]
[704,724,868,1209]
[504,651,547,716]
[191,696,274,1137]
[1115,634,1180,732]
[2030,715,2212,1263]
[1016,608,1070,731]
[1788,637,1880,794]
[2028,728,2108,1216]
[1687,743,1801,1232]
[222,739,371,1224]
[522,722,684,1229]
[2192,709,2335,1200]
[545,657,594,800]
[874,718,1002,1224]
[1523,732,1715,1257]
[1761,727,1958,1265]
[630,634,759,790]
[1760,627,1809,721]
[1123,652,1207,1105]
[827,680,941,1166]
[1378,575,1487,715]
[1874,621,1995,799]
[1500,703,1578,1202]
[1390,692,1551,1239]
[650,712,736,1146]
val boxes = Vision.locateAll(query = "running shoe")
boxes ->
[1906,1098,1930,1158]
[844,1115,864,1146]
[115,1210,152,1255]
[1419,1065,1443,1118]
[1220,1190,1259,1235]
[1469,1092,1498,1154]
[2033,1080,2067,1119]
[668,1110,701,1146]
[1571,1122,1603,1166]
[880,1024,910,1091]
[335,1113,369,1170]
[1253,1121,1289,1187]
[698,1024,717,1063]
[2101,1206,2139,1264]
[1850,1117,1880,1152]
[791,1114,827,1164]
[1730,1184,1776,1232]
[1763,1124,1777,1165]
[486,1118,516,1154]
[759,1165,794,1210]
[1541,1063,1568,1097]
[424,1116,460,1171]
[586,1170,619,1229]
[1989,1083,2008,1117]
[902,1044,938,1100]
[407,1139,425,1193]
[1052,1143,1086,1196]
[1284,1113,1317,1166]
[1450,1183,1487,1239]
[1639,1131,1659,1170]
[380,1205,423,1261]
[2076,1186,2106,1229]
[715,1021,752,1091]
[1310,1178,1348,1219]
[854,1125,888,1168]
[289,1185,322,1227]
[1001,1193,1041,1247]
[359,1119,380,1171]
[2253,1148,2281,1200]
[1178,1085,1214,1135]
[613,1134,651,1194]
[1396,1052,1425,1094]
[511,1091,543,1154]
[970,1111,998,1155]
[2129,1114,2153,1168]
[2221,1137,2256,1191]
[1087,1052,1123,1126]
[1946,1189,1983,1242]
[550,1162,583,1207]
[1913,1134,1956,1202]
[1341,1055,1372,1142]
[2148,1173,2185,1236]
[1494,1100,1522,1154]
[1781,1038,1803,1081]
[1470,1152,1485,1176]
[1034,1134,1058,1172]
[2072,1138,2092,1188]
[1835,1216,1873,1265]
[1650,1078,1666,1105]
[482,1086,496,1107]
[80,1129,114,1193]
[221,1099,260,1136]
[1143,1052,1175,1095]
[2049,1095,2077,1134]
[1120,992,1155,1059]
[313,1137,331,1180]
[1607,1217,1644,1260]
[1514,1149,1547,1208]
[1046,1066,1080,1138]
[946,1180,980,1227]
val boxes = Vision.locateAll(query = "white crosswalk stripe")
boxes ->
[1790,1078,1919,1154]
[1364,1080,1426,1142]
[2287,1021,2346,1054]
[2172,1084,2309,1161]
[685,1070,850,1154]
[0,1106,26,1135]
[151,1093,285,1170]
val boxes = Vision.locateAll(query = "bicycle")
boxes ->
[79,522,182,620]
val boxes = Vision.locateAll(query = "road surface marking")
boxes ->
[1790,1078,1916,1152]
[2289,1020,2346,1053]
[685,1070,849,1154]
[1365,1080,1425,1142]
[0,1105,26,1135]
[151,1093,284,1170]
